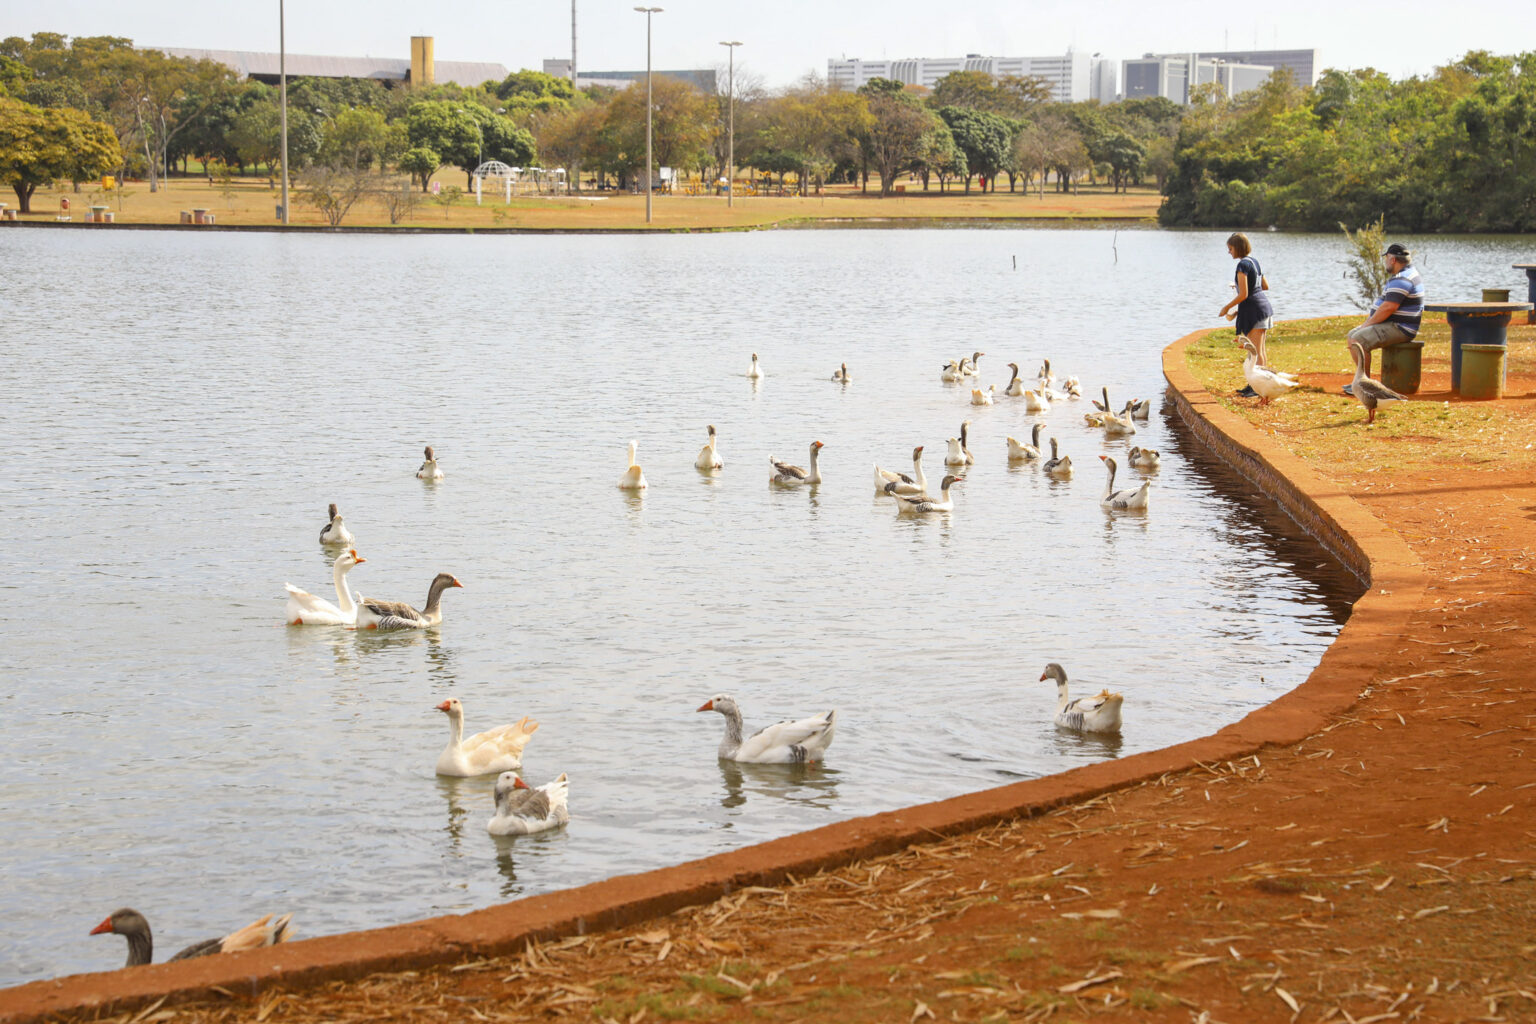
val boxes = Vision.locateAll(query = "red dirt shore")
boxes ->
[4,330,1532,1024]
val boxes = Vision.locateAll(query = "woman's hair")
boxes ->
[1226,232,1252,257]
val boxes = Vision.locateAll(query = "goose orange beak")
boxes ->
[435,700,452,711]
[89,917,113,936]
[697,699,714,712]
[513,776,530,790]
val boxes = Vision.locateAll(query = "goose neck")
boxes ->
[424,577,453,614]
[331,559,357,616]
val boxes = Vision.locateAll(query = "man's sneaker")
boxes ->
[1237,385,1258,398]
[1341,384,1354,396]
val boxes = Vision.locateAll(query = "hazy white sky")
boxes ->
[5,1,1529,88]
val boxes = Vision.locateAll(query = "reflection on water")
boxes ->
[18,225,1507,986]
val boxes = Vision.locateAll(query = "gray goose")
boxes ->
[319,503,353,545]
[1348,341,1407,423]
[91,907,293,968]
[355,572,463,630]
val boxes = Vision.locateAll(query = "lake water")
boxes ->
[0,224,1518,984]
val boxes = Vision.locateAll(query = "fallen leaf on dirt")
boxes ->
[1413,905,1450,920]
[1165,956,1224,973]
[1275,986,1301,1012]
[1057,970,1125,993]
[911,1001,935,1021]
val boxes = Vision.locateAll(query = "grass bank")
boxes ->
[9,175,1161,231]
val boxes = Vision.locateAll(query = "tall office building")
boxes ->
[827,52,1095,103]
[1182,49,1316,87]
[1122,53,1274,105]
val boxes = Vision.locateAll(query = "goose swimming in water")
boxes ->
[1040,662,1123,734]
[1022,386,1051,414]
[91,908,294,968]
[971,385,995,406]
[1129,397,1151,420]
[434,698,539,777]
[416,446,444,480]
[697,694,836,764]
[893,473,962,514]
[487,772,570,836]
[1037,358,1055,385]
[747,353,763,379]
[694,425,724,472]
[945,421,975,467]
[284,548,365,626]
[1043,437,1072,478]
[1007,422,1044,461]
[1098,455,1150,510]
[1346,341,1408,424]
[880,446,928,497]
[1101,401,1138,437]
[355,572,462,630]
[617,440,648,489]
[941,359,964,383]
[319,503,354,546]
[960,351,984,377]
[1003,362,1028,397]
[771,441,824,486]
[831,362,851,383]
[1127,445,1161,470]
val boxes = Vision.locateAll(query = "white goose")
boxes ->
[697,695,836,764]
[416,446,444,480]
[1129,397,1151,420]
[1127,445,1161,470]
[284,548,365,626]
[1101,402,1137,437]
[1007,422,1044,461]
[940,359,965,383]
[487,771,570,836]
[319,503,354,546]
[1003,362,1028,397]
[1043,437,1072,478]
[1242,341,1300,406]
[1041,662,1123,734]
[880,445,928,498]
[961,351,984,377]
[618,440,648,489]
[1022,386,1051,414]
[695,425,724,471]
[893,473,962,514]
[1037,358,1056,385]
[434,698,539,777]
[771,441,824,486]
[354,572,462,630]
[970,385,995,406]
[747,352,763,379]
[1098,455,1150,510]
[831,362,851,383]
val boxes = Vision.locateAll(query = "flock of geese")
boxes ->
[93,349,1141,974]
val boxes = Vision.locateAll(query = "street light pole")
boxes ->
[279,0,289,225]
[634,6,662,224]
[719,40,741,208]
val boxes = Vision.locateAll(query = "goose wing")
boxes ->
[772,459,808,480]
[736,711,835,761]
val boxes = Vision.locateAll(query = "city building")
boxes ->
[1121,53,1274,105]
[826,52,1100,103]
[542,59,716,94]
[1180,49,1316,87]
[162,36,506,88]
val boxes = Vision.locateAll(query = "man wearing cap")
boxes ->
[1344,242,1424,395]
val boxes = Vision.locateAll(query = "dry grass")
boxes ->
[11,175,1160,231]
[1185,316,1536,477]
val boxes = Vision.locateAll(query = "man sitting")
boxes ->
[1344,242,1424,395]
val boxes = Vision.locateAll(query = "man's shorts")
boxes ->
[1347,322,1414,351]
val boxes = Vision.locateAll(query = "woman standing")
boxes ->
[1218,232,1273,397]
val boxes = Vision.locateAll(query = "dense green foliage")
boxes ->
[1160,52,1536,230]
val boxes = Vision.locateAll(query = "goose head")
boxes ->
[697,694,740,717]
[435,697,463,718]
[911,445,924,463]
[707,424,716,440]
[1031,422,1043,445]
[961,419,972,445]
[423,446,435,461]
[338,548,366,569]
[940,474,964,490]
[810,440,825,457]
[327,502,339,520]
[1039,662,1068,686]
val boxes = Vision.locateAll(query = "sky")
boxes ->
[4,1,1531,89]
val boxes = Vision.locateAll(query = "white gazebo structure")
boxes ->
[472,161,570,204]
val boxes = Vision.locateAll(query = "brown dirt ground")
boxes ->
[49,345,1536,1024]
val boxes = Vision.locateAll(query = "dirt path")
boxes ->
[27,341,1536,1024]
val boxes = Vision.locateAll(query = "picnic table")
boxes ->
[1423,300,1533,393]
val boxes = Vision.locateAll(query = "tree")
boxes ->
[1091,130,1145,192]
[536,104,604,191]
[931,70,1051,119]
[320,107,391,170]
[0,97,120,210]
[298,165,372,226]
[398,146,441,192]
[860,87,938,195]
[601,77,714,186]
[405,101,482,184]
[1340,216,1392,310]
[937,106,1016,191]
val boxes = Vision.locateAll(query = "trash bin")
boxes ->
[1481,288,1511,302]
[1458,344,1506,399]
[1380,340,1424,395]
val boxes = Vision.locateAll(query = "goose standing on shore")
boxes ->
[1242,341,1300,406]
[1040,663,1123,734]
[695,425,724,472]
[879,446,927,497]
[617,440,648,489]
[1346,341,1408,423]
[487,772,570,836]
[771,441,824,486]
[1098,455,1150,510]
[1007,423,1044,461]
[91,908,294,968]
[697,695,836,764]
[319,503,354,546]
[747,353,763,379]
[285,548,365,626]
[416,446,444,480]
[831,362,851,383]
[434,698,539,777]
[1043,437,1072,478]
[893,474,963,514]
[355,572,462,630]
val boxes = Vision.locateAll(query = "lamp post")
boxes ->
[279,0,289,225]
[718,40,741,208]
[634,6,662,224]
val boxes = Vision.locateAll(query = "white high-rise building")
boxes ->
[1121,53,1274,105]
[827,52,1094,103]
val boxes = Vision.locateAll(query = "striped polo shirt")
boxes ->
[1374,264,1425,337]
